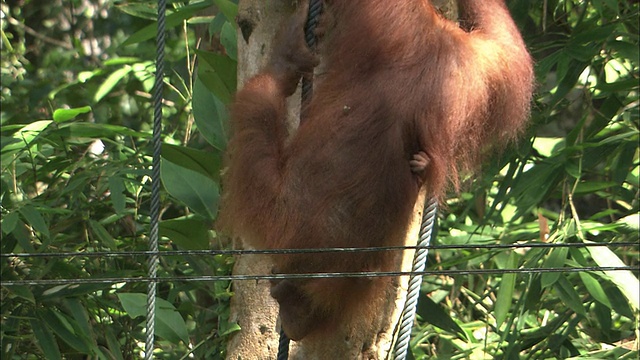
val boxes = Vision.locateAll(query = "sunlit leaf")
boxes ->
[586,242,640,311]
[52,106,92,123]
[94,66,132,102]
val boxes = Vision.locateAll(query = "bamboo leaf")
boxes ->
[586,242,640,311]
[30,318,62,360]
[578,272,611,308]
[495,251,518,328]
[541,247,568,288]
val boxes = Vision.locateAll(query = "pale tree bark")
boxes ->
[225,3,291,359]
[226,1,455,359]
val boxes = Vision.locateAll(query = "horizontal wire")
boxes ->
[1,266,637,287]
[1,241,638,259]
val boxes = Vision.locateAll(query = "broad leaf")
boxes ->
[161,158,220,220]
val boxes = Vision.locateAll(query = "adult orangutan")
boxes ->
[219,0,534,341]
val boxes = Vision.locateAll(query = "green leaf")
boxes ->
[554,276,587,317]
[541,246,568,288]
[94,66,132,102]
[161,158,220,220]
[40,309,91,353]
[1,120,53,154]
[193,76,229,150]
[610,40,640,64]
[114,3,157,20]
[416,293,468,341]
[88,220,117,250]
[572,181,618,194]
[103,57,143,66]
[212,0,238,23]
[219,322,241,337]
[611,141,638,186]
[160,217,210,250]
[617,214,639,232]
[586,242,640,311]
[510,162,562,218]
[19,205,50,238]
[12,219,36,252]
[523,276,543,312]
[593,301,612,334]
[41,283,113,299]
[495,251,518,328]
[161,143,222,181]
[64,298,97,349]
[55,123,150,138]
[220,21,237,60]
[551,60,588,106]
[52,106,92,123]
[30,318,62,360]
[118,293,189,344]
[1,211,19,235]
[602,284,634,319]
[578,272,611,308]
[104,328,125,360]
[118,293,147,318]
[196,50,237,102]
[122,1,213,46]
[569,24,616,48]
[8,285,35,304]
[108,176,127,215]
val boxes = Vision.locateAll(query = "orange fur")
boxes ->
[219,0,534,341]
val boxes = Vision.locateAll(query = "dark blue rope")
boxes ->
[300,0,323,106]
[277,328,290,360]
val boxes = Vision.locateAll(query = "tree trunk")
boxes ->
[226,1,456,359]
[225,2,291,360]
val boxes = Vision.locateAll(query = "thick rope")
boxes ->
[277,328,290,360]
[393,197,438,360]
[300,0,323,106]
[145,0,166,358]
[276,1,323,358]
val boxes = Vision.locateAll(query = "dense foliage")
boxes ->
[0,0,637,359]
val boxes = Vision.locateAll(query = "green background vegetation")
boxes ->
[1,0,638,358]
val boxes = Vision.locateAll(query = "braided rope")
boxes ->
[300,0,323,105]
[144,0,166,358]
[393,197,438,360]
[277,328,290,360]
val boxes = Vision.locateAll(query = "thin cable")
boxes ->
[394,198,438,360]
[4,241,636,259]
[145,0,166,358]
[3,266,635,287]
